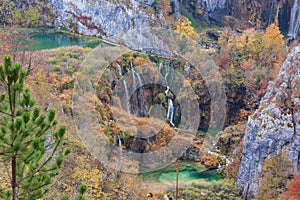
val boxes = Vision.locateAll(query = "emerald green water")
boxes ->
[158,167,222,184]
[30,33,101,50]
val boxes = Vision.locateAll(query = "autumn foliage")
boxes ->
[160,0,172,21]
[217,24,286,93]
[0,28,32,65]
[286,172,300,200]
[258,152,293,200]
[175,17,199,41]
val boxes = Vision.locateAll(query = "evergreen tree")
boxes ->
[0,56,70,200]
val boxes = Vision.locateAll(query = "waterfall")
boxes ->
[204,0,226,12]
[136,73,146,116]
[167,98,175,127]
[131,67,139,116]
[165,86,174,127]
[288,0,300,38]
[164,63,170,85]
[158,61,162,73]
[130,64,146,117]
[163,62,175,127]
[174,0,180,17]
[184,62,190,73]
[117,134,122,157]
[267,0,274,25]
[117,64,130,113]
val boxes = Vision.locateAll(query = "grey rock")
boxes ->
[236,46,300,198]
[48,0,150,38]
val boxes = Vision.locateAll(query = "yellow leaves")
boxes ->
[218,29,230,47]
[265,23,284,40]
[25,8,40,27]
[0,163,10,190]
[175,17,199,41]
[264,23,284,52]
[133,57,150,66]
[221,23,285,68]
[63,155,103,199]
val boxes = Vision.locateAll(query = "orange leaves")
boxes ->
[0,28,32,65]
[286,172,300,200]
[133,57,150,66]
[265,24,283,42]
[264,23,285,65]
[160,0,172,21]
[218,54,232,69]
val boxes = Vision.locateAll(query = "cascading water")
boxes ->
[267,0,274,26]
[117,64,130,113]
[136,73,146,117]
[130,63,146,117]
[131,66,139,116]
[164,63,170,84]
[164,63,175,127]
[167,98,175,127]
[174,0,181,17]
[117,134,122,156]
[158,61,162,73]
[288,0,300,38]
[184,62,190,74]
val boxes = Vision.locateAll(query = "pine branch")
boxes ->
[16,140,61,185]
[4,163,12,183]
[18,182,49,198]
[0,110,14,117]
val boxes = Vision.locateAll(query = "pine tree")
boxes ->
[0,56,70,200]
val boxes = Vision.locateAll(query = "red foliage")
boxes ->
[65,10,106,35]
[160,1,172,21]
[286,172,300,200]
[260,80,269,90]
[218,54,232,69]
[0,29,32,64]
[267,93,276,104]
[241,61,255,70]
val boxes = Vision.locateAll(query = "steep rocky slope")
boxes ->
[48,0,152,37]
[1,0,299,38]
[182,0,299,37]
[236,46,300,198]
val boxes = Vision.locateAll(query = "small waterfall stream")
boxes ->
[167,98,175,127]
[117,134,122,156]
[117,64,130,113]
[158,62,162,73]
[267,0,274,25]
[130,62,146,117]
[136,73,146,117]
[163,62,175,127]
[131,66,139,116]
[174,0,181,17]
[288,0,300,38]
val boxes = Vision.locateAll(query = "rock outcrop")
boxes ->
[236,46,300,198]
[48,0,150,37]
[182,0,299,37]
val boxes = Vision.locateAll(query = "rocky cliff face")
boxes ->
[225,0,294,31]
[182,0,299,37]
[48,0,151,37]
[236,46,300,198]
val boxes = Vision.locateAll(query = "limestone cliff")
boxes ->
[48,0,151,37]
[236,46,300,198]
[182,0,299,37]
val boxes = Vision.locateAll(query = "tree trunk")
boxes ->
[12,156,17,200]
[175,161,179,200]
